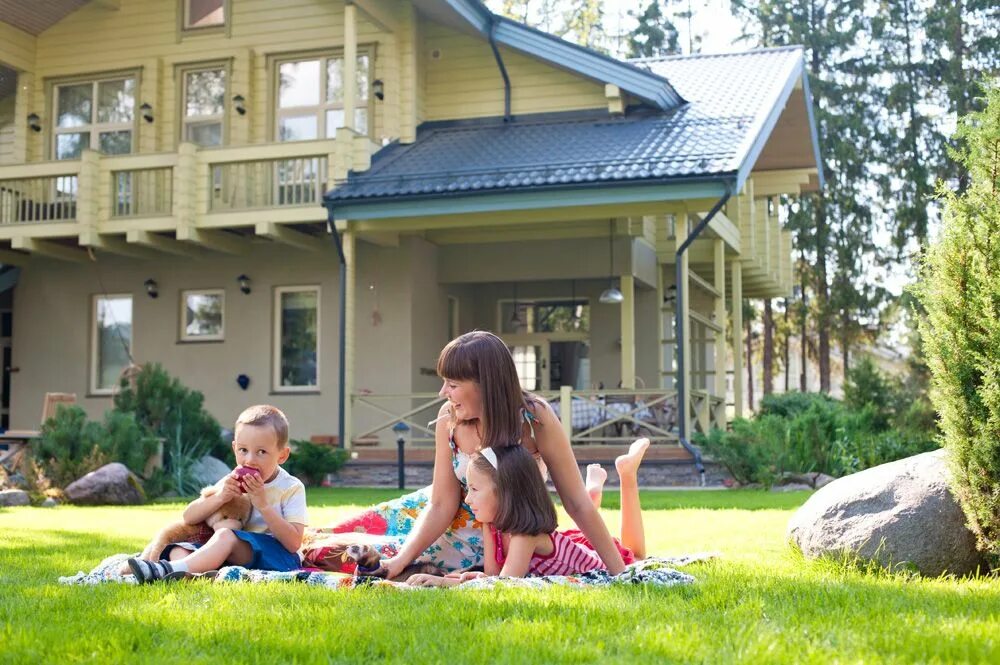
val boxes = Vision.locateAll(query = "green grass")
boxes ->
[2,488,998,664]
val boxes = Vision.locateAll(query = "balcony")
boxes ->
[0,131,378,250]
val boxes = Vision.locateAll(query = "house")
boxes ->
[0,0,822,459]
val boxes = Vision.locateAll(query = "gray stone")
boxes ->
[0,489,30,507]
[189,456,231,489]
[65,463,145,505]
[812,473,836,489]
[41,497,58,507]
[787,449,985,577]
[772,483,813,492]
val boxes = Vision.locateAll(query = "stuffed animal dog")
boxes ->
[138,485,253,562]
[342,543,441,583]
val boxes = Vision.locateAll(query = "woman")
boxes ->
[300,331,627,576]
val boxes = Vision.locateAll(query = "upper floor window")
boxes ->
[184,0,226,29]
[182,66,226,146]
[275,53,370,142]
[53,76,135,160]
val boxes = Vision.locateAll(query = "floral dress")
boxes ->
[300,415,539,574]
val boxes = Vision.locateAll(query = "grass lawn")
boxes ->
[2,487,998,664]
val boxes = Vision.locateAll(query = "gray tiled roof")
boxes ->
[325,46,805,204]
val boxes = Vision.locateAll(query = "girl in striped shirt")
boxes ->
[448,438,649,580]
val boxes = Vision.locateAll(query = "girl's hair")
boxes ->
[471,446,557,536]
[437,330,539,450]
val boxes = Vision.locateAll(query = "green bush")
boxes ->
[759,391,839,419]
[915,81,1000,555]
[283,440,349,486]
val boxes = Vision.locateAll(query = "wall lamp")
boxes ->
[237,274,251,295]
[27,113,41,132]
[140,102,154,123]
[232,94,246,115]
[144,278,159,299]
[372,79,384,101]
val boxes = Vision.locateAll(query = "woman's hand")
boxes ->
[378,556,406,580]
[407,574,460,587]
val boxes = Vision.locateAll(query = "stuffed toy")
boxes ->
[341,543,440,583]
[138,484,253,562]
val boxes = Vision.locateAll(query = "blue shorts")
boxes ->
[162,530,301,572]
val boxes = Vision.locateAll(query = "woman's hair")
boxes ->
[437,330,538,450]
[471,446,557,536]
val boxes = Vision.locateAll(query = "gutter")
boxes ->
[487,15,512,122]
[674,181,733,486]
[326,208,348,449]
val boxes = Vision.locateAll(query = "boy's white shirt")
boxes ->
[215,466,308,534]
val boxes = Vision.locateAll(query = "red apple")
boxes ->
[234,466,261,493]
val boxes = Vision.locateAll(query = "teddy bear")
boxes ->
[341,543,441,583]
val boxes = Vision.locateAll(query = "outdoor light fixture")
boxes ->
[232,94,246,115]
[237,274,251,295]
[140,102,154,123]
[510,282,523,326]
[26,113,41,132]
[372,79,385,101]
[599,219,624,304]
[143,278,159,299]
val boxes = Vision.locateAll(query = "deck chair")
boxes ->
[41,392,77,423]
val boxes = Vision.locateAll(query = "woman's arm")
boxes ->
[482,523,500,576]
[382,405,462,578]
[531,401,627,575]
[498,534,538,578]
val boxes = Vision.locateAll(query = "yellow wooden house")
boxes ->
[0,0,822,469]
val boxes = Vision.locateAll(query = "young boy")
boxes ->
[128,405,308,583]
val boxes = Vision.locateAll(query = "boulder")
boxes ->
[787,449,985,576]
[0,489,30,507]
[65,463,145,505]
[41,497,58,508]
[189,456,231,488]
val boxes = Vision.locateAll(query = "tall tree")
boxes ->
[560,0,607,51]
[627,1,681,58]
[763,298,774,395]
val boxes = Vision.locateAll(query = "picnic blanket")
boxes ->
[58,553,713,590]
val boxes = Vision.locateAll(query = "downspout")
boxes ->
[326,208,348,450]
[675,182,733,486]
[487,16,512,122]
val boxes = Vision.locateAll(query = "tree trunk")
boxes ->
[746,313,754,411]
[800,254,808,392]
[784,297,791,392]
[841,309,851,385]
[808,2,831,394]
[763,298,774,395]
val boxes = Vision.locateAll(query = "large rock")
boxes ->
[65,463,145,505]
[189,456,231,488]
[788,449,985,576]
[0,489,30,507]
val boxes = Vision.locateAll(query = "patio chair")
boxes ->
[41,392,77,423]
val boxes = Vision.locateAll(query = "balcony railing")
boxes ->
[0,161,80,225]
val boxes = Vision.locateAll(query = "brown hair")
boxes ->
[235,405,290,449]
[471,446,557,536]
[437,330,538,450]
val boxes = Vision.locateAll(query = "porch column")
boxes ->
[714,239,727,428]
[343,2,357,132]
[731,260,744,418]
[620,274,636,389]
[343,224,357,447]
[676,212,691,441]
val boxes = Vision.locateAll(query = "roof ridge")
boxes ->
[630,44,804,64]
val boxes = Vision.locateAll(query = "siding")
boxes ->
[0,94,14,164]
[0,21,36,72]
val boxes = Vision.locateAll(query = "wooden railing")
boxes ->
[106,153,176,218]
[0,161,80,225]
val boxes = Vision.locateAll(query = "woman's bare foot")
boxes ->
[585,463,608,508]
[615,438,650,480]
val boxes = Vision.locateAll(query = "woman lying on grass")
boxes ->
[407,438,650,586]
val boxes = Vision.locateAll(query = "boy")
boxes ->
[128,405,308,583]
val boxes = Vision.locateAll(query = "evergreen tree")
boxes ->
[627,1,681,58]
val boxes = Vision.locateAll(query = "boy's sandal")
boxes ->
[127,558,166,584]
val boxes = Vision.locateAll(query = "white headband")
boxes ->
[479,447,498,469]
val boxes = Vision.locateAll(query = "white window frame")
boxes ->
[182,0,227,31]
[90,293,133,396]
[180,64,227,147]
[273,285,321,393]
[180,288,225,342]
[273,51,373,142]
[52,75,137,160]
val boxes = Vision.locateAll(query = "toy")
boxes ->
[342,543,441,583]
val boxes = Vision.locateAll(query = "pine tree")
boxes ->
[627,1,681,58]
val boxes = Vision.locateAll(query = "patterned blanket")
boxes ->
[58,553,714,590]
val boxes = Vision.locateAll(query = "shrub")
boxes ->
[915,81,1000,555]
[283,440,349,486]
[759,391,838,419]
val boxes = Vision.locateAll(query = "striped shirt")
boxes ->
[491,525,606,576]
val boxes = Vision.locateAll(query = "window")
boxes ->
[275,53,371,141]
[274,286,319,391]
[500,299,590,334]
[182,67,226,146]
[180,289,224,341]
[53,76,135,159]
[183,0,225,29]
[91,294,132,394]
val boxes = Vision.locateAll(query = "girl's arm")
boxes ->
[498,534,539,578]
[382,405,462,578]
[531,401,627,575]
[482,523,500,576]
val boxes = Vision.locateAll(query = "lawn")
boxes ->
[2,488,997,664]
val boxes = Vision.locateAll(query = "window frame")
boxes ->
[179,288,225,342]
[272,285,321,393]
[50,71,140,160]
[178,62,229,147]
[90,293,134,396]
[271,49,374,142]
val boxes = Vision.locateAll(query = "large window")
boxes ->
[500,299,590,334]
[91,294,132,394]
[180,289,224,341]
[183,0,226,30]
[274,286,319,391]
[53,76,135,159]
[182,66,226,146]
[275,53,371,141]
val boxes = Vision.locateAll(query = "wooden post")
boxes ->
[343,2,357,133]
[559,385,573,443]
[732,260,744,418]
[676,212,691,441]
[714,239,727,428]
[621,274,635,389]
[343,223,356,448]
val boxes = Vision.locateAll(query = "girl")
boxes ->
[408,438,649,584]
